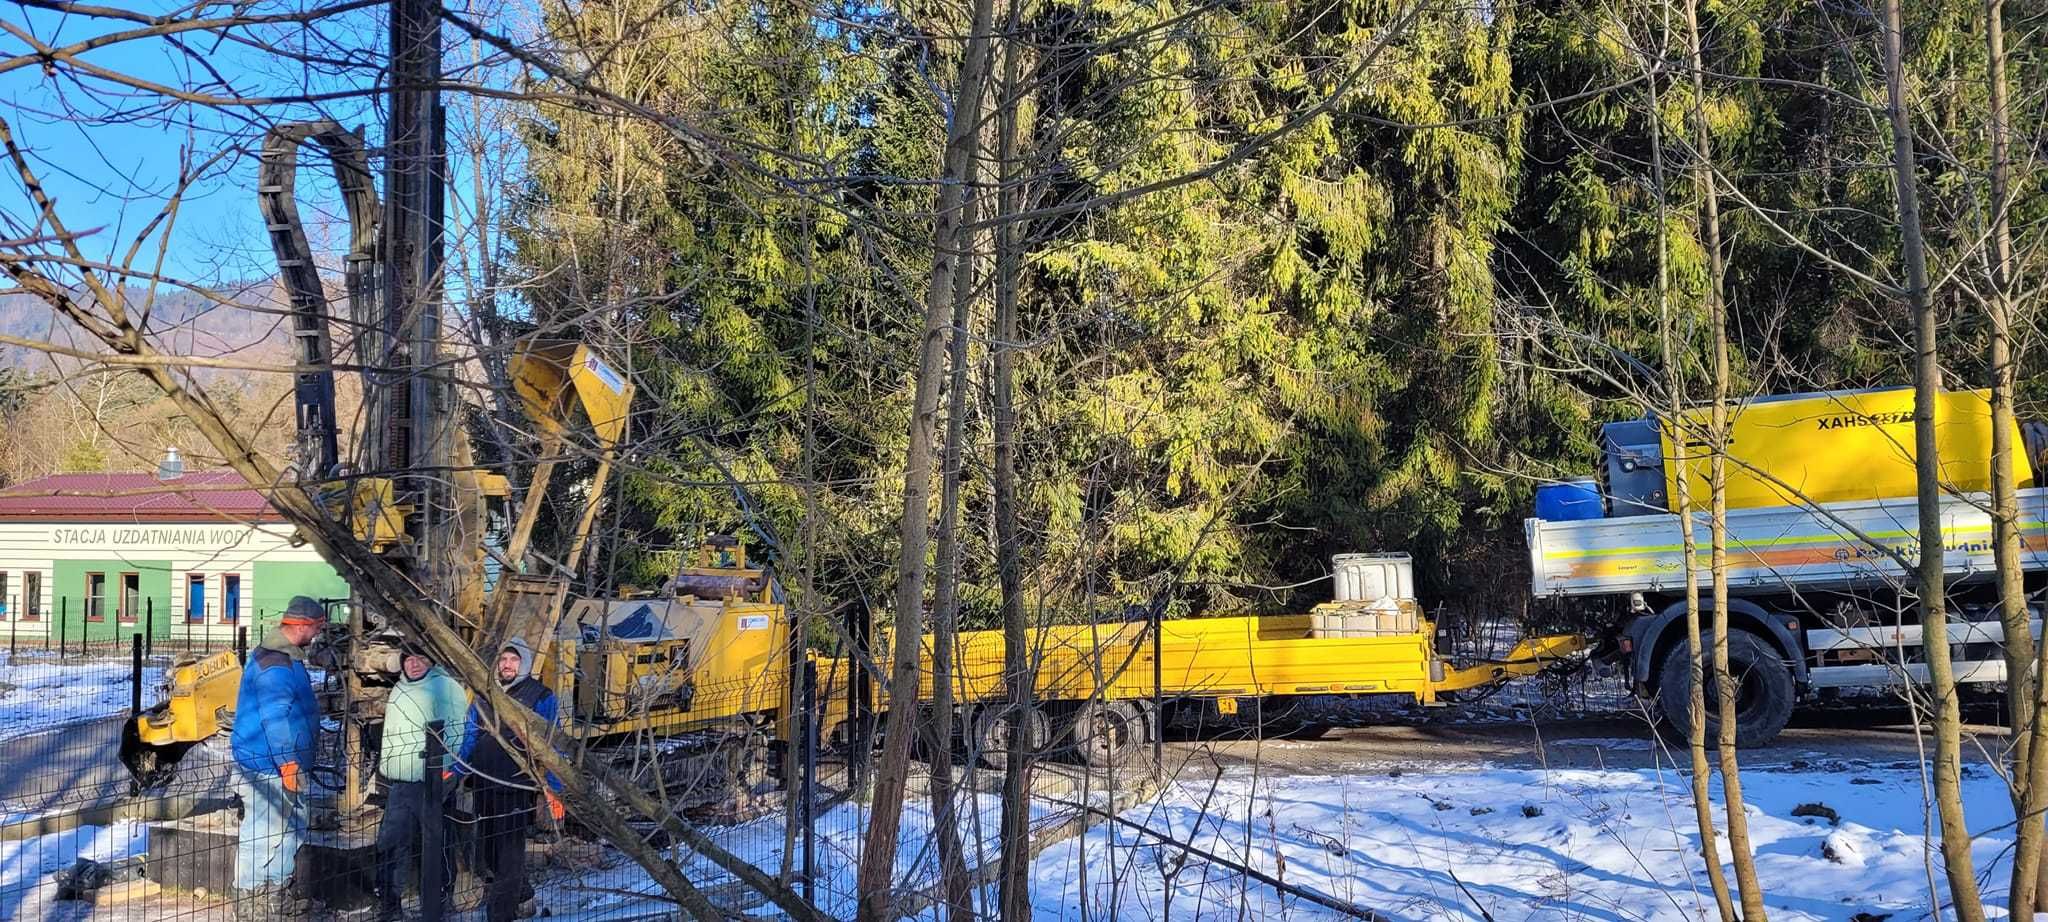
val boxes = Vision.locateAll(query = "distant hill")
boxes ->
[0,280,294,379]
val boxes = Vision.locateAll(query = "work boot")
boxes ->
[230,885,272,922]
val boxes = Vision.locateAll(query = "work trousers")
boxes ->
[474,782,535,922]
[235,766,306,891]
[375,779,452,916]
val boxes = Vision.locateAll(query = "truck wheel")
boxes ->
[1068,701,1141,769]
[973,702,1050,771]
[1657,630,1794,748]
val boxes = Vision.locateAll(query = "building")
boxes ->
[0,462,349,649]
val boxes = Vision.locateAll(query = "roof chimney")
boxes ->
[157,446,184,482]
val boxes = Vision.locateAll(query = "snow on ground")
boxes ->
[0,821,146,919]
[1033,760,2020,922]
[0,654,160,742]
[530,757,2014,922]
[547,782,1106,920]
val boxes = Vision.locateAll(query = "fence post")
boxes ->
[144,597,154,657]
[847,601,873,788]
[801,657,817,905]
[236,625,248,661]
[423,719,447,922]
[131,632,144,720]
[58,597,67,657]
[1151,600,1164,772]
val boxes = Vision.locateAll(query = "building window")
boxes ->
[118,572,141,622]
[222,574,241,624]
[22,572,39,621]
[186,574,207,624]
[85,572,106,621]
[0,571,8,621]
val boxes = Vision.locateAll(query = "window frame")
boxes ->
[85,571,107,622]
[221,573,241,624]
[117,571,141,623]
[185,573,208,624]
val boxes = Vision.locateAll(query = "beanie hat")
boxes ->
[280,595,329,626]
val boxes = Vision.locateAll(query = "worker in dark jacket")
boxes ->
[452,638,562,922]
[229,595,326,920]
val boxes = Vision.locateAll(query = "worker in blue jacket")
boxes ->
[229,595,326,920]
[452,637,563,922]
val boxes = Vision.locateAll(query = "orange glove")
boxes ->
[545,792,565,822]
[442,769,455,782]
[279,761,302,794]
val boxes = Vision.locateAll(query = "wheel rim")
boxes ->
[1080,706,1130,763]
[980,705,1038,760]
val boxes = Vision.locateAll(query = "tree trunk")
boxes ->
[1980,0,2043,913]
[1648,20,1736,916]
[857,1,999,915]
[993,3,1033,915]
[1879,1,1987,917]
[924,157,982,922]
[1684,3,1764,916]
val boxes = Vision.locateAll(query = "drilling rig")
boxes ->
[120,0,638,800]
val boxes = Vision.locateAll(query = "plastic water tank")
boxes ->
[1534,479,1603,521]
[1333,554,1414,603]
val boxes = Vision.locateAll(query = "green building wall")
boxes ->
[36,556,350,646]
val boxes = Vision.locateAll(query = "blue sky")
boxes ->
[0,2,493,286]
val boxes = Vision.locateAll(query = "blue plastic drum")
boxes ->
[1534,479,1604,521]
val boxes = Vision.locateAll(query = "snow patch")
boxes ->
[1032,763,2017,921]
[0,821,147,917]
[0,654,160,742]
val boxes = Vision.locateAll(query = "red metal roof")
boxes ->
[0,470,286,522]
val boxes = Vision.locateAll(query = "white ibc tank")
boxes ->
[1332,553,1415,603]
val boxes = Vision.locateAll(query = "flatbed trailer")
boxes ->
[812,612,1584,767]
[538,548,1585,770]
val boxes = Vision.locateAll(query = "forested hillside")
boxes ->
[502,0,2045,626]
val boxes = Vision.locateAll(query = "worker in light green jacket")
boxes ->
[374,643,469,921]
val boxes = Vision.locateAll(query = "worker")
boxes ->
[452,638,564,922]
[374,642,468,921]
[229,595,326,920]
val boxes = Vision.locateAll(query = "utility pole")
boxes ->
[342,0,449,814]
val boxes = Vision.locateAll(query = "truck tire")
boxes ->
[1064,700,1141,769]
[1656,630,1794,748]
[973,702,1050,771]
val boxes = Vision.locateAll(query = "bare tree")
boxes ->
[1982,0,2046,912]
[1878,0,1987,916]
[991,4,1035,917]
[1682,1,1766,912]
[1638,1,1736,913]
[857,0,1001,915]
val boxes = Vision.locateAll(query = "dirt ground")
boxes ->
[1170,706,2002,779]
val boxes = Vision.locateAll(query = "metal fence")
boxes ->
[0,616,1395,921]
[0,592,313,660]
